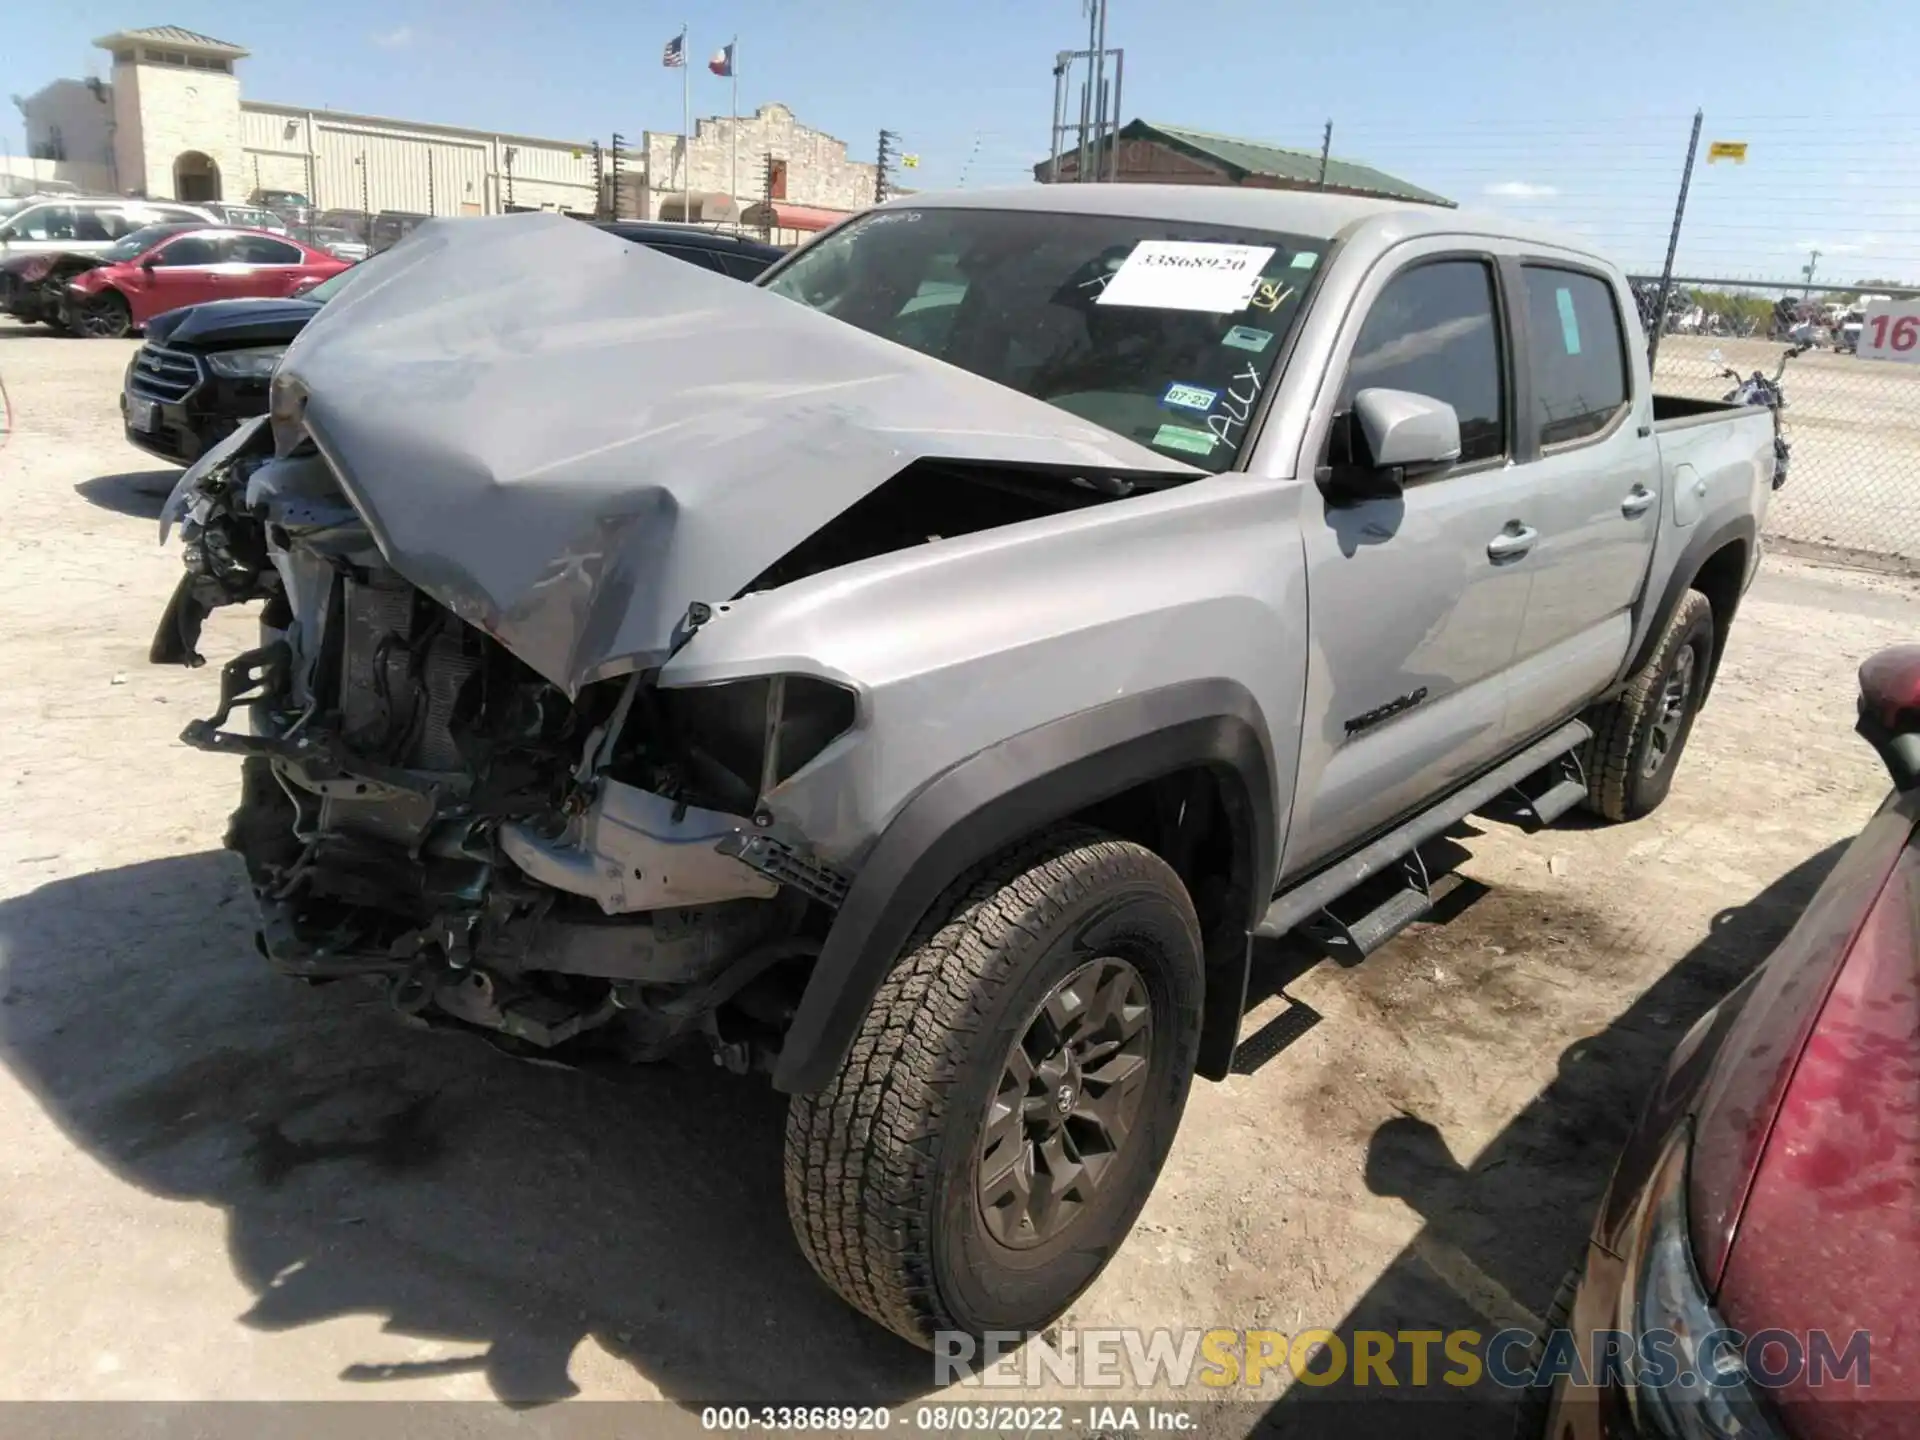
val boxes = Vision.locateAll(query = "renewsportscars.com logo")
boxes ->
[936,1327,1873,1392]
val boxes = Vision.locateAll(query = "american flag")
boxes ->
[661,32,685,67]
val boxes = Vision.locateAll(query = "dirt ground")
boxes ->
[0,318,1916,1432]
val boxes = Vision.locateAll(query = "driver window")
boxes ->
[1332,258,1506,468]
[154,235,220,267]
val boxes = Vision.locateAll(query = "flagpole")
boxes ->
[730,36,738,225]
[681,22,692,226]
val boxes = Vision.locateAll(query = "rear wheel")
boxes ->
[783,827,1204,1347]
[72,291,131,339]
[1583,590,1715,821]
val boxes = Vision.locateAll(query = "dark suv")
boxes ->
[121,221,786,464]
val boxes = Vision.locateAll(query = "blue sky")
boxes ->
[8,0,1918,283]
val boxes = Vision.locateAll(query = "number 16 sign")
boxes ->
[1858,300,1920,363]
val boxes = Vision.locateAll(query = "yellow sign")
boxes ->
[901,154,920,168]
[1707,141,1748,164]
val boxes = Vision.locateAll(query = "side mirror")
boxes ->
[1319,390,1460,505]
[1320,389,1462,505]
[1857,645,1920,791]
[1355,387,1462,473]
[140,256,158,271]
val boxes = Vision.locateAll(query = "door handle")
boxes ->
[1487,523,1538,561]
[1621,485,1656,517]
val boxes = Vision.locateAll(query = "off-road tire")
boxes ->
[784,826,1204,1348]
[1583,590,1715,822]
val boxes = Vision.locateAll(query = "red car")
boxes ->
[62,224,348,338]
[1539,645,1920,1438]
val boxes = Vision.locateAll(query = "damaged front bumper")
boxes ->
[156,420,847,1068]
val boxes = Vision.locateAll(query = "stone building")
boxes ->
[646,103,878,236]
[10,23,877,237]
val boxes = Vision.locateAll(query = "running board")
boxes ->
[1298,851,1434,962]
[1479,750,1590,832]
[1256,719,1592,943]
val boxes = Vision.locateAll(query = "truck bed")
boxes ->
[1652,392,1749,430]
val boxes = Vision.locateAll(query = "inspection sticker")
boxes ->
[1556,287,1582,355]
[1161,382,1219,411]
[1098,241,1277,313]
[1152,424,1219,455]
[1221,325,1273,353]
[1290,250,1320,268]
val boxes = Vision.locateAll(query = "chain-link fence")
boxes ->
[1630,277,1920,566]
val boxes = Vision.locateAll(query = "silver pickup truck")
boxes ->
[150,189,1777,1348]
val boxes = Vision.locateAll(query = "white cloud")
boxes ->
[371,26,414,48]
[1485,181,1558,199]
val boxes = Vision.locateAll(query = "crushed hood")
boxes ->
[272,211,1198,695]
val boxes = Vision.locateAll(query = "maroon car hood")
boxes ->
[1714,821,1920,1434]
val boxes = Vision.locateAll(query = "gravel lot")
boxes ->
[1655,335,1920,565]
[1,319,1915,1432]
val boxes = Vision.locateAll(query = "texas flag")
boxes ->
[709,41,735,76]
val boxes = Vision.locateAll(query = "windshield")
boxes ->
[102,224,194,262]
[763,207,1323,472]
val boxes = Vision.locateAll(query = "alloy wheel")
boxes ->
[976,956,1154,1250]
[1643,643,1698,778]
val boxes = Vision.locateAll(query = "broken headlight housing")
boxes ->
[654,674,858,817]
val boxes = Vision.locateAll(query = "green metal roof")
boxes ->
[1123,120,1453,207]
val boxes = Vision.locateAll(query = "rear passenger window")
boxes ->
[71,209,112,242]
[1338,259,1506,465]
[1523,267,1629,447]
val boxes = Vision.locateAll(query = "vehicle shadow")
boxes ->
[1251,838,1849,1438]
[0,851,931,1408]
[74,469,180,520]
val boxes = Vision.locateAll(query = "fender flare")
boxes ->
[770,679,1279,1095]
[1619,512,1756,693]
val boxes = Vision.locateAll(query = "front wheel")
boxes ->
[71,291,131,339]
[784,827,1203,1347]
[1582,590,1715,821]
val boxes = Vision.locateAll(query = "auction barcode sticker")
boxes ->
[1097,241,1277,314]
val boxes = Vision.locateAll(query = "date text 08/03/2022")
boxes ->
[700,1404,1198,1432]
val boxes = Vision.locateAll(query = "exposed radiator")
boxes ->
[339,573,481,771]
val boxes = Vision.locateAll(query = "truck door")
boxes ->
[1501,261,1660,744]
[1286,247,1532,875]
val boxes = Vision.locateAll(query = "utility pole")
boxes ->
[426,150,435,214]
[590,139,605,220]
[1802,248,1821,299]
[762,151,777,238]
[611,132,625,220]
[1316,120,1332,189]
[502,145,517,209]
[876,128,900,203]
[1648,108,1702,372]
[355,151,370,245]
